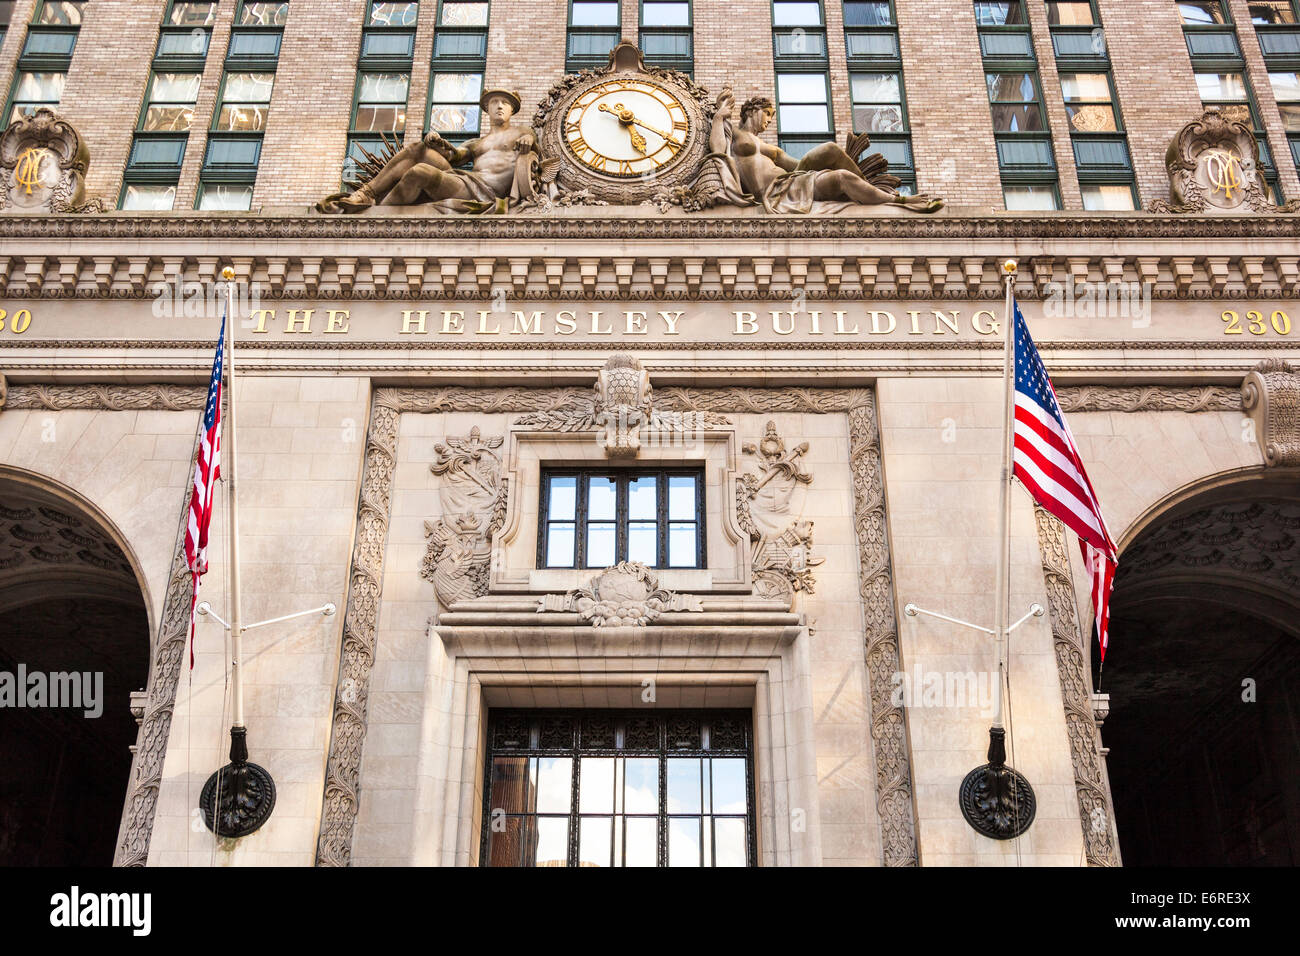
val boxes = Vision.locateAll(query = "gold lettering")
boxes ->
[807,311,822,334]
[512,310,544,334]
[441,310,464,334]
[837,311,862,334]
[590,311,612,334]
[625,310,647,334]
[15,147,45,195]
[867,311,893,335]
[658,310,684,334]
[734,310,759,334]
[478,310,501,334]
[771,311,796,335]
[555,310,578,334]
[400,310,429,334]
[1222,310,1242,334]
[250,309,276,333]
[933,310,960,335]
[972,310,999,335]
[908,310,923,335]
[284,309,314,333]
[324,309,350,334]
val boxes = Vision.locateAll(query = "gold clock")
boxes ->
[536,41,710,203]
[562,78,691,178]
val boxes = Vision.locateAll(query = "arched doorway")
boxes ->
[0,470,151,865]
[1105,475,1300,866]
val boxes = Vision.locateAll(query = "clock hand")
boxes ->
[598,102,648,154]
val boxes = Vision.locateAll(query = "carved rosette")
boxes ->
[0,108,103,214]
[1148,108,1300,214]
[540,561,702,626]
[420,426,508,607]
[1034,505,1120,866]
[1242,359,1300,467]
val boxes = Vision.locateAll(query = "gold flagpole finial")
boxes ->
[221,266,236,280]
[1002,259,1018,276]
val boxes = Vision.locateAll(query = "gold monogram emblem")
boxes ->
[14,146,49,196]
[1205,148,1243,201]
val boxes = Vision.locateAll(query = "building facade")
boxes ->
[0,0,1298,867]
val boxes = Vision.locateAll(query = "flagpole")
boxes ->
[993,259,1017,732]
[223,270,245,732]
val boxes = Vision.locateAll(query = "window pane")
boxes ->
[668,817,701,866]
[642,1,689,26]
[623,817,657,866]
[579,816,612,867]
[1179,2,1227,24]
[1270,71,1300,102]
[579,757,615,813]
[623,758,658,813]
[844,2,893,27]
[240,2,289,26]
[440,2,489,26]
[987,72,1037,102]
[772,1,822,26]
[991,104,1044,131]
[369,1,418,26]
[711,758,747,813]
[354,106,407,131]
[587,523,615,566]
[975,1,1026,26]
[431,71,482,102]
[359,72,409,102]
[1060,73,1111,102]
[170,2,218,26]
[143,106,195,131]
[779,104,830,132]
[628,476,657,520]
[1081,184,1135,210]
[628,522,657,565]
[1197,72,1248,101]
[668,476,696,521]
[36,1,83,25]
[121,183,176,211]
[487,815,523,866]
[667,758,702,813]
[547,476,577,520]
[198,183,254,210]
[1004,184,1059,210]
[151,72,202,103]
[14,71,64,102]
[1046,1,1094,25]
[854,105,905,132]
[546,522,575,567]
[224,72,274,102]
[490,756,531,813]
[571,1,618,26]
[1279,103,1300,130]
[851,72,900,104]
[428,104,479,131]
[1252,1,1297,24]
[534,757,572,814]
[1067,103,1117,131]
[532,817,569,867]
[668,524,696,567]
[777,72,827,102]
[713,817,747,866]
[587,478,616,520]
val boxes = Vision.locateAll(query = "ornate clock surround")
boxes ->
[534,41,714,205]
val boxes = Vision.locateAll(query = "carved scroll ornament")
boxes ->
[1242,359,1300,467]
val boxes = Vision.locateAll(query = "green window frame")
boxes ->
[1252,2,1300,69]
[774,70,832,158]
[772,0,828,66]
[200,70,273,210]
[567,0,620,71]
[227,1,288,68]
[1269,69,1300,168]
[849,68,914,191]
[1046,0,1108,60]
[640,0,692,73]
[155,1,216,68]
[843,0,900,61]
[1059,68,1136,209]
[4,1,85,125]
[427,1,490,144]
[361,0,418,70]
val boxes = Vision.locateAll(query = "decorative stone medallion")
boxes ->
[0,108,102,214]
[539,561,703,626]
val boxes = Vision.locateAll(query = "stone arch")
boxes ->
[0,464,153,865]
[1104,466,1300,865]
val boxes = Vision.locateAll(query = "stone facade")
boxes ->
[0,2,1297,869]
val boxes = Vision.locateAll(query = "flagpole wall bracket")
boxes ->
[959,726,1036,840]
[200,726,277,839]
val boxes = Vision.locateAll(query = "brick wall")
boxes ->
[1226,0,1300,201]
[486,0,567,128]
[693,0,775,143]
[896,0,1003,207]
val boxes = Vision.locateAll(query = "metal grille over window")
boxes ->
[483,710,756,867]
[975,0,1062,209]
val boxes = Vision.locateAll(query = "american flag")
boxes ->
[184,314,225,667]
[1011,302,1119,660]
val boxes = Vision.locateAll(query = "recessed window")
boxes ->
[1046,1,1094,25]
[1270,71,1300,130]
[539,470,704,570]
[9,70,65,122]
[1061,72,1118,132]
[215,72,274,131]
[354,72,409,131]
[441,1,489,25]
[121,183,177,211]
[369,0,418,25]
[643,1,689,27]
[36,1,84,25]
[773,1,822,26]
[239,1,289,25]
[428,72,481,133]
[1080,183,1136,210]
[776,72,831,132]
[197,182,255,210]
[850,72,904,132]
[482,710,755,868]
[1251,1,1296,24]
[974,0,1026,25]
[1179,1,1228,24]
[169,1,217,25]
[844,1,892,27]
[987,72,1045,132]
[1004,183,1059,209]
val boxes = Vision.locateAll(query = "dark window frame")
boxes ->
[538,468,706,570]
[480,709,757,868]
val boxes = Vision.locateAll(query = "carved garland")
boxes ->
[1034,506,1121,867]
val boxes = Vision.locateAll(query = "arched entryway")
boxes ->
[1105,474,1300,866]
[0,469,151,865]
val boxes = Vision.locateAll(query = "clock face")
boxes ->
[562,78,691,178]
